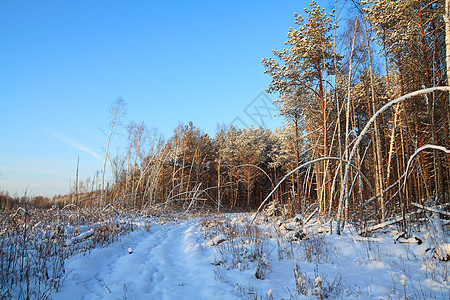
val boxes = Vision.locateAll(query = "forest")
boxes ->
[72,0,449,230]
[2,0,449,233]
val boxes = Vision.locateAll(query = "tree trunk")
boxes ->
[217,151,221,213]
[75,156,79,204]
[446,0,450,135]
[295,115,300,210]
[101,99,122,205]
[386,106,399,191]
[362,13,386,223]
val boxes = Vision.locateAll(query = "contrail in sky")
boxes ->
[41,127,103,161]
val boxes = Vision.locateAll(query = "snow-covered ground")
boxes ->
[54,219,232,299]
[52,213,449,299]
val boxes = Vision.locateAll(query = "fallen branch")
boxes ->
[411,202,450,217]
[358,210,422,235]
[65,229,95,246]
[304,207,319,224]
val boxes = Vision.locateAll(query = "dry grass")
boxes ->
[0,206,135,299]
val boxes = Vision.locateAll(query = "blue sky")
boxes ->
[0,0,328,197]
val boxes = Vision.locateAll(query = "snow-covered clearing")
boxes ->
[52,213,449,299]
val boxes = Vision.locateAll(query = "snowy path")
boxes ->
[52,215,449,299]
[54,220,230,299]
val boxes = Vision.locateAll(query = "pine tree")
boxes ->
[263,0,338,214]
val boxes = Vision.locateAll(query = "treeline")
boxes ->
[66,123,311,213]
[0,191,53,210]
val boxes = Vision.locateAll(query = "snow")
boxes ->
[64,228,95,246]
[55,220,228,299]
[204,233,227,246]
[47,213,449,299]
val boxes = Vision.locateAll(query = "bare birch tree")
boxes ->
[101,98,126,205]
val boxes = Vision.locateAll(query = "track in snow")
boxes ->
[54,220,230,299]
